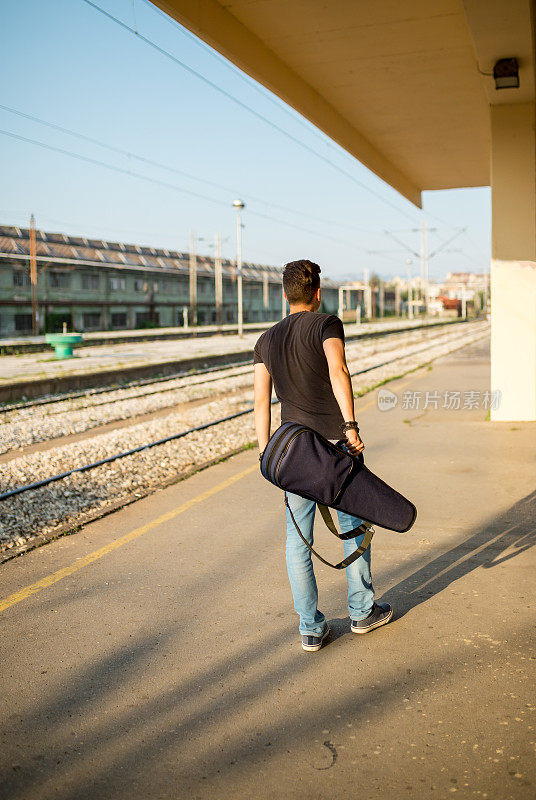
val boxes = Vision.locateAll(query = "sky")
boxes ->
[0,0,491,282]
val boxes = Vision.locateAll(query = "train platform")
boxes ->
[0,316,457,354]
[1,338,534,800]
[0,317,462,402]
[0,321,274,355]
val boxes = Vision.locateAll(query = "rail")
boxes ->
[0,326,489,502]
[0,318,470,414]
[0,359,251,414]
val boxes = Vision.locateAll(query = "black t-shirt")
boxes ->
[253,311,345,439]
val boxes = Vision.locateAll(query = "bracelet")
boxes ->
[341,421,360,434]
[259,450,265,462]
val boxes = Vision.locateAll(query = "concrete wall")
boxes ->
[490,102,536,421]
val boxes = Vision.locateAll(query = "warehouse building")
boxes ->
[0,225,340,335]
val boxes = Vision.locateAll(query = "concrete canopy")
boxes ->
[153,0,534,207]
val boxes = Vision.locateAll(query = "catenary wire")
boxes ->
[0,318,462,415]
[0,103,372,235]
[1,10,486,261]
[80,0,419,223]
[139,0,354,158]
[0,323,487,502]
[150,0,480,242]
[0,128,358,248]
[101,3,487,267]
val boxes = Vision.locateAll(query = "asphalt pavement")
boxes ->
[1,338,534,800]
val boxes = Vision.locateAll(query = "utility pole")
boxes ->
[233,199,245,337]
[420,218,429,316]
[378,279,384,318]
[370,222,467,319]
[29,214,39,335]
[363,268,372,320]
[486,259,491,316]
[214,232,223,326]
[407,258,414,319]
[395,281,401,317]
[189,229,197,326]
[262,271,269,320]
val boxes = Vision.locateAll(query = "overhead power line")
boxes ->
[0,103,371,234]
[80,0,419,223]
[421,204,489,265]
[0,121,481,268]
[428,227,467,259]
[0,128,357,248]
[139,0,350,157]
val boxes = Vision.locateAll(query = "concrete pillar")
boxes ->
[490,102,536,421]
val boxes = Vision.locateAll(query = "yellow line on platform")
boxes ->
[0,355,447,615]
[0,463,258,614]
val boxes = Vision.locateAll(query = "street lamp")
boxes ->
[233,199,245,337]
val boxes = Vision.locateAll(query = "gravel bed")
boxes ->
[0,323,485,454]
[0,392,260,551]
[350,325,488,394]
[0,370,254,454]
[0,324,488,554]
[1,324,451,424]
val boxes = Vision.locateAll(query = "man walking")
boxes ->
[253,260,392,652]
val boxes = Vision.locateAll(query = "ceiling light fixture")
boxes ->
[493,58,520,89]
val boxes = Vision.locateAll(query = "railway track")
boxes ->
[0,326,484,464]
[0,327,474,426]
[0,360,252,414]
[0,317,463,414]
[0,321,479,454]
[0,320,489,560]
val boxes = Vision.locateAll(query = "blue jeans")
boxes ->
[285,491,375,635]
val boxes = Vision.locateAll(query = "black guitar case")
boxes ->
[260,422,417,569]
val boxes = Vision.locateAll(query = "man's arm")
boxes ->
[254,362,273,453]
[323,336,365,455]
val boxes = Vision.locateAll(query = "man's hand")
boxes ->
[344,428,365,456]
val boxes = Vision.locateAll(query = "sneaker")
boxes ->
[301,624,330,652]
[351,602,393,634]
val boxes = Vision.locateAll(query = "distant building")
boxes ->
[0,225,340,336]
[443,271,489,300]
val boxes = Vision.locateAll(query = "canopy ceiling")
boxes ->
[153,0,535,206]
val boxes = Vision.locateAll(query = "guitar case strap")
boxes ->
[284,493,374,570]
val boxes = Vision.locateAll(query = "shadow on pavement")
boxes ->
[384,489,536,619]
[321,489,535,643]
[1,492,535,799]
